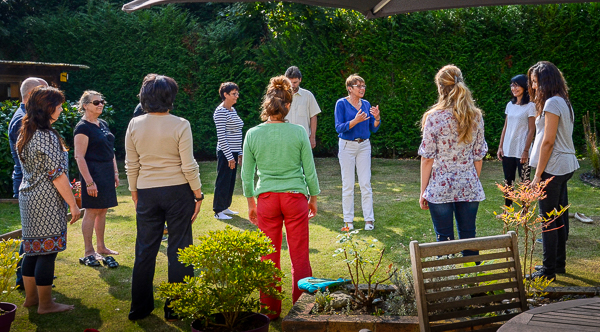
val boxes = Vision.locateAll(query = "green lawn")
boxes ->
[2,158,599,332]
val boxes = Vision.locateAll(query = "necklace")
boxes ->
[347,97,361,110]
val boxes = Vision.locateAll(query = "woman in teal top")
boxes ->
[241,75,320,320]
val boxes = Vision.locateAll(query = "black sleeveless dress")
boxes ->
[73,119,118,209]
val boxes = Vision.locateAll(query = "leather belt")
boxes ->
[354,138,367,143]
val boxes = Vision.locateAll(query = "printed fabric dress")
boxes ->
[18,130,69,256]
[418,109,488,203]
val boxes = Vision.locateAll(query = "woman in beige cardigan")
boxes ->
[125,74,203,321]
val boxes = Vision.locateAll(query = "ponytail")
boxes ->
[422,65,482,144]
[260,76,293,121]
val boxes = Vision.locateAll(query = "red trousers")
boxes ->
[257,192,313,319]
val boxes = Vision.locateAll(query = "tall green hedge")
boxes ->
[1,2,599,161]
[0,100,115,197]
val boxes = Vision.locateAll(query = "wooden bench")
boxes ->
[410,231,528,332]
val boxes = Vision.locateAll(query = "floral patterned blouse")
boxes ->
[418,109,488,203]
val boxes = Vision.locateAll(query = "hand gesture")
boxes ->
[308,196,318,220]
[248,206,258,226]
[370,105,380,120]
[353,110,369,124]
[237,155,243,168]
[228,159,236,170]
[87,181,98,197]
[520,150,529,165]
[419,196,429,210]
[497,147,503,161]
[191,200,202,223]
[69,205,81,224]
[114,173,120,188]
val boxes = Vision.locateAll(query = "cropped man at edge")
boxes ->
[8,77,48,290]
[284,66,321,148]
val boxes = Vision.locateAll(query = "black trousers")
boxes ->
[213,150,238,214]
[130,184,195,317]
[21,252,57,286]
[501,156,531,206]
[540,171,573,275]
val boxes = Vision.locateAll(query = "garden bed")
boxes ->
[282,291,419,332]
[282,286,600,332]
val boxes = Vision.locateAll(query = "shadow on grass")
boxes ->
[220,215,260,232]
[26,290,102,331]
[555,272,599,287]
[97,263,133,302]
[131,312,190,331]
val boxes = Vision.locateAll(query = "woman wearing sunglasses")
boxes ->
[73,90,119,267]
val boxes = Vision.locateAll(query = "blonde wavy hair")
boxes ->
[260,76,293,121]
[421,65,483,144]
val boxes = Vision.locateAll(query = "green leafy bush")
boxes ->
[157,226,284,330]
[0,239,23,304]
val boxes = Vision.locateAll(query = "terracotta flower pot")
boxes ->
[191,312,270,332]
[0,303,17,332]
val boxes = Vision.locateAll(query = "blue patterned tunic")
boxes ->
[18,130,68,255]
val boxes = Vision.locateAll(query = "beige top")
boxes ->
[125,113,201,191]
[284,87,321,136]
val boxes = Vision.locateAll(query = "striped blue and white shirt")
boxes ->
[214,105,244,160]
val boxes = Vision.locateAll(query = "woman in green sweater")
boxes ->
[241,75,320,320]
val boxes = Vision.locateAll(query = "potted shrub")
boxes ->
[158,226,284,332]
[0,239,23,332]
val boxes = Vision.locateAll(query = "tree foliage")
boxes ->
[1,2,599,161]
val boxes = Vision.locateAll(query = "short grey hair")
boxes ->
[20,77,48,100]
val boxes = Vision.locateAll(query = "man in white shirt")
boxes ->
[284,66,321,148]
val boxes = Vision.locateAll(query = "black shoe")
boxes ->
[535,265,566,274]
[129,309,153,321]
[526,269,556,281]
[164,300,180,322]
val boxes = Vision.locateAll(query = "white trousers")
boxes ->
[338,138,374,224]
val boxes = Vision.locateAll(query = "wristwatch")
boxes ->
[195,193,204,201]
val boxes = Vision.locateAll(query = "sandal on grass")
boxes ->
[102,256,119,268]
[79,255,101,267]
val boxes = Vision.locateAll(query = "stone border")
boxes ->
[545,286,600,298]
[282,286,600,332]
[580,171,600,188]
[282,292,419,332]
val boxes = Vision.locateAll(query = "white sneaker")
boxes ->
[214,212,232,220]
[575,212,593,223]
[364,222,375,231]
[223,208,239,215]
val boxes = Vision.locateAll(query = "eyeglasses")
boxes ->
[90,99,106,106]
[352,85,367,89]
[231,92,239,97]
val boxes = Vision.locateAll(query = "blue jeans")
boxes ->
[428,201,480,256]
